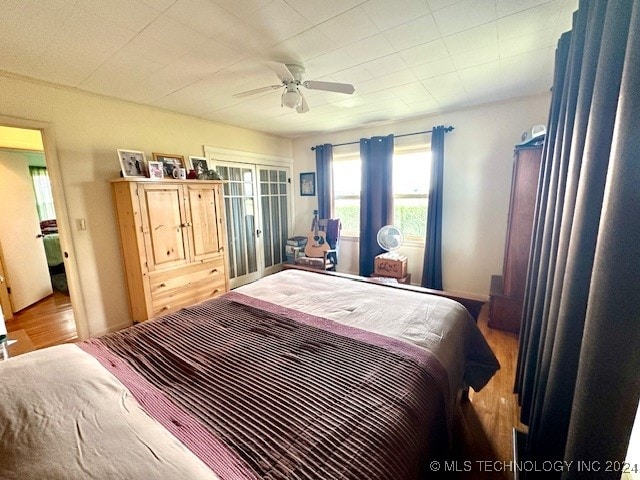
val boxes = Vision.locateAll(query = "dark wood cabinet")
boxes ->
[489,143,543,333]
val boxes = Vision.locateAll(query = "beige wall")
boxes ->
[291,93,551,297]
[0,73,292,337]
[0,69,551,333]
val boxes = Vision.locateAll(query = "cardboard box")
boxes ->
[374,253,408,278]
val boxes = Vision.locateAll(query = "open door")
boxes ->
[0,148,53,311]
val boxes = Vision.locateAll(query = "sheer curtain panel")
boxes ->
[29,166,56,221]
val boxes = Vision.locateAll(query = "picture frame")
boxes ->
[152,153,185,178]
[300,172,316,196]
[147,161,164,180]
[189,156,210,177]
[117,149,147,178]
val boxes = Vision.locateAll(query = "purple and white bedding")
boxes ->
[0,270,499,479]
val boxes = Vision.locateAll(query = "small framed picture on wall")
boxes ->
[300,172,316,196]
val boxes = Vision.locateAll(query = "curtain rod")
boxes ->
[310,125,454,151]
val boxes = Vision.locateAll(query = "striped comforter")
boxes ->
[80,292,450,480]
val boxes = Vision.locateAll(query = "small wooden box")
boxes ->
[374,253,408,279]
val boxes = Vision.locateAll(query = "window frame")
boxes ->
[332,142,431,242]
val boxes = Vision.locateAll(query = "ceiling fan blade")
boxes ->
[303,80,355,95]
[265,61,296,82]
[232,84,281,98]
[296,92,309,113]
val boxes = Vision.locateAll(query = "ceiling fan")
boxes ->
[232,62,355,113]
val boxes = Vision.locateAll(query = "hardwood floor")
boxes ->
[5,290,77,351]
[2,293,520,478]
[451,303,524,479]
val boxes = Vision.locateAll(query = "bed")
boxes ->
[0,269,499,479]
[42,232,63,268]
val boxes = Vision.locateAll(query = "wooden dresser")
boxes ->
[489,143,543,333]
[111,179,228,322]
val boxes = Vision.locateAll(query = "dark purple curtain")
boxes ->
[421,126,447,290]
[314,144,333,219]
[514,0,640,477]
[358,135,393,277]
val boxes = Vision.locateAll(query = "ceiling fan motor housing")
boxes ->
[283,64,305,82]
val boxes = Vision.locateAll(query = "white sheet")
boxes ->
[236,269,499,406]
[0,344,218,480]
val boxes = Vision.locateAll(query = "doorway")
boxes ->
[206,147,293,289]
[0,124,80,345]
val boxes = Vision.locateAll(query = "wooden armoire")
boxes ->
[489,142,543,333]
[111,179,228,322]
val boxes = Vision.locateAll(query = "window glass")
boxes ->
[333,156,361,236]
[393,150,431,240]
[332,146,431,241]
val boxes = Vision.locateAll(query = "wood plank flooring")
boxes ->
[451,303,524,479]
[5,290,77,350]
[2,295,521,478]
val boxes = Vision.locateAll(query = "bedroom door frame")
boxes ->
[0,115,88,339]
[0,243,13,319]
[204,146,294,289]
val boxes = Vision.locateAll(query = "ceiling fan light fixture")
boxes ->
[233,62,355,113]
[282,85,301,109]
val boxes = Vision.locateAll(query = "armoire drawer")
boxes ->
[149,258,225,296]
[151,277,226,317]
[149,259,226,316]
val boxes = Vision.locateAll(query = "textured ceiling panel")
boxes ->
[0,0,578,138]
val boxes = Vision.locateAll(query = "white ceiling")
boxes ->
[0,0,577,138]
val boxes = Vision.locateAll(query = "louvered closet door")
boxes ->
[211,161,291,288]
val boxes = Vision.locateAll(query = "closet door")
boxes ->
[214,163,261,287]
[212,161,291,287]
[258,167,289,276]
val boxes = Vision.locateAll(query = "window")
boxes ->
[392,148,431,240]
[29,166,56,221]
[333,153,361,236]
[333,145,431,241]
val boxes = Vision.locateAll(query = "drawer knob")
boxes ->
[162,305,171,311]
[213,289,219,294]
[159,282,167,287]
[211,268,218,274]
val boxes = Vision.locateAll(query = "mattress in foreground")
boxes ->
[0,271,499,479]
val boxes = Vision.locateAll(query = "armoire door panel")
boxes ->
[139,185,188,271]
[186,185,221,262]
[502,147,542,298]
